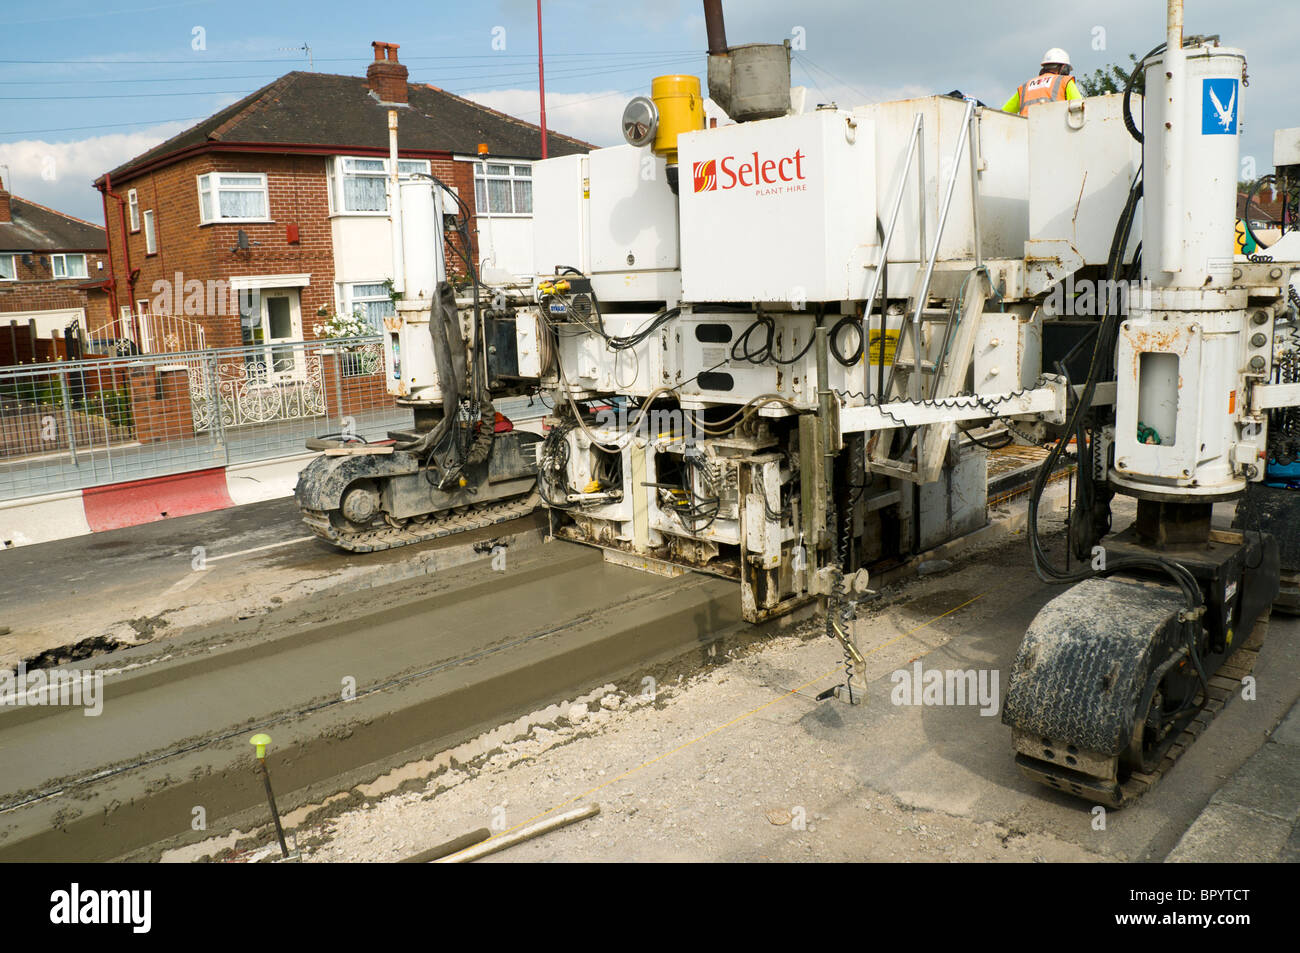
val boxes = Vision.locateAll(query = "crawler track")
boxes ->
[1113,614,1269,805]
[301,492,541,553]
[1018,614,1270,807]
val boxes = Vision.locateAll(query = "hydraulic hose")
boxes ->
[1124,43,1166,144]
[393,281,465,457]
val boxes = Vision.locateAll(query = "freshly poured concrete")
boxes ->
[0,540,750,860]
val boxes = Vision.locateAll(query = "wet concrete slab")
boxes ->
[0,495,550,670]
[0,538,753,860]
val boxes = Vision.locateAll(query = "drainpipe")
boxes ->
[389,109,406,295]
[97,181,119,331]
[103,172,136,337]
[1160,0,1185,275]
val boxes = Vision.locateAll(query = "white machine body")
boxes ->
[855,97,1029,264]
[520,49,1296,618]
[1142,45,1246,288]
[383,176,447,402]
[1112,42,1260,499]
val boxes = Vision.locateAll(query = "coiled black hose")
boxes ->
[1124,43,1166,144]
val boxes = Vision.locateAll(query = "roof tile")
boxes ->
[0,197,106,253]
[103,71,592,183]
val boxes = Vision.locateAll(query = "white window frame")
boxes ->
[196,172,270,224]
[337,281,396,333]
[473,161,532,218]
[328,156,431,215]
[143,210,157,255]
[0,254,15,281]
[127,189,140,232]
[50,253,89,279]
[133,300,153,351]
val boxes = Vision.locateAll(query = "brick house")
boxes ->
[94,42,589,361]
[0,177,110,365]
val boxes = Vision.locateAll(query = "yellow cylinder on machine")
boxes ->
[651,74,705,165]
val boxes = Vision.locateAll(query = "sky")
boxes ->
[0,0,1293,223]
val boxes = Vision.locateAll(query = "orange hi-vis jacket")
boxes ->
[1015,72,1075,115]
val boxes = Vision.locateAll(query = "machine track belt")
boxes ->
[1110,613,1270,806]
[301,492,541,553]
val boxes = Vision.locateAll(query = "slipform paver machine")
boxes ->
[297,0,1300,806]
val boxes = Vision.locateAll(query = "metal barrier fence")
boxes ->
[83,312,208,357]
[0,336,408,501]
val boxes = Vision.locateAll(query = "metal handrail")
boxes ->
[927,104,987,401]
[860,112,925,354]
[868,98,985,478]
[882,98,982,403]
[906,98,979,391]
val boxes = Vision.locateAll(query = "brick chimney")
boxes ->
[367,42,408,105]
[0,176,11,224]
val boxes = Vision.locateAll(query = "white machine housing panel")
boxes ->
[532,154,588,275]
[1028,94,1142,267]
[1114,318,1202,482]
[974,311,1042,394]
[853,96,1028,263]
[533,148,682,302]
[1113,307,1250,495]
[384,178,446,401]
[554,312,665,398]
[678,109,876,302]
[669,310,867,409]
[1141,46,1245,287]
[587,145,680,274]
[1274,127,1300,168]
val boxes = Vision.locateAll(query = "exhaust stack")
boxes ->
[702,0,791,122]
[703,0,727,55]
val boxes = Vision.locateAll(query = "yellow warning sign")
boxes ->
[867,329,899,365]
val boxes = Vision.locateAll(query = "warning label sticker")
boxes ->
[868,329,899,366]
[1207,257,1235,282]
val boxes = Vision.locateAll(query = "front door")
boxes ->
[263,292,303,379]
[240,289,303,380]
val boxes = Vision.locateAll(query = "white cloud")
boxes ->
[462,79,937,151]
[0,122,192,224]
[461,88,631,148]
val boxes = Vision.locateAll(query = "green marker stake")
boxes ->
[250,733,290,859]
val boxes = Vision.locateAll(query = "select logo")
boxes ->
[691,149,808,194]
[692,158,717,192]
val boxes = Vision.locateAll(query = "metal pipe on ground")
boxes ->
[400,828,491,863]
[436,803,600,862]
[256,764,289,858]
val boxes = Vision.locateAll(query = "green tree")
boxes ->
[1076,54,1144,97]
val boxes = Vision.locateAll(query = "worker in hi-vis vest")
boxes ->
[1003,48,1083,116]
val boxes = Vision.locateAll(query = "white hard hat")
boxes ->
[1042,48,1072,68]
